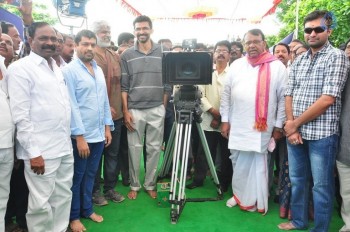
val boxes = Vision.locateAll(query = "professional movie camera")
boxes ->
[159,39,223,224]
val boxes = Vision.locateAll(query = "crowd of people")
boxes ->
[0,2,350,232]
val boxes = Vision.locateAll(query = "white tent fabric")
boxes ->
[118,0,278,22]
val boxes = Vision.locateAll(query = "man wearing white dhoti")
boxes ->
[220,29,287,214]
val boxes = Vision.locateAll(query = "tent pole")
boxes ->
[295,0,300,39]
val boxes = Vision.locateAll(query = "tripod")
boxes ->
[158,108,223,224]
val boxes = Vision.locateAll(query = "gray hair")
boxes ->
[90,20,110,34]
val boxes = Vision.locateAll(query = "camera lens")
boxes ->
[179,62,197,77]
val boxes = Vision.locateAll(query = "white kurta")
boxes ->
[221,56,287,213]
[220,57,287,153]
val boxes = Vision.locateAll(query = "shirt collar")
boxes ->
[76,57,97,69]
[134,40,160,53]
[305,41,331,57]
[29,51,56,67]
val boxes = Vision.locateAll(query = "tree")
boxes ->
[268,0,350,47]
[1,2,58,25]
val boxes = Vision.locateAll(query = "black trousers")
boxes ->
[5,160,29,229]
[192,130,232,190]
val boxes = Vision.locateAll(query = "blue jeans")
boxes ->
[70,139,104,220]
[287,134,338,232]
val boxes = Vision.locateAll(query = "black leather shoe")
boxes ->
[186,182,203,189]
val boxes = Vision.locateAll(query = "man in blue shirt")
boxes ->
[62,29,114,232]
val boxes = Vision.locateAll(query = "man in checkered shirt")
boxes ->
[278,10,349,232]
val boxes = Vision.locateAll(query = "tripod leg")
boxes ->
[196,122,223,197]
[158,122,176,178]
[176,119,192,216]
[169,122,183,209]
[169,110,194,224]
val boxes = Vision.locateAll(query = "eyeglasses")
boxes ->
[304,26,327,34]
[231,47,242,52]
[244,40,263,46]
[214,49,229,54]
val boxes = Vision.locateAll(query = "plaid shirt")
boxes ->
[285,42,349,140]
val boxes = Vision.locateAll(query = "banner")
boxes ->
[0,0,21,7]
[0,7,24,40]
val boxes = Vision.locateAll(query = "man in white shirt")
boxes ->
[7,22,73,232]
[220,29,287,213]
[0,25,14,232]
[186,40,232,191]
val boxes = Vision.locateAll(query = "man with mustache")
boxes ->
[62,29,114,232]
[0,34,14,67]
[90,20,125,206]
[279,10,349,231]
[121,15,171,200]
[186,40,232,192]
[0,24,15,232]
[61,34,74,63]
[52,30,67,68]
[221,29,287,213]
[7,22,73,232]
[229,41,244,64]
[0,21,22,53]
[273,43,290,68]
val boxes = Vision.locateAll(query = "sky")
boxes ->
[47,0,282,45]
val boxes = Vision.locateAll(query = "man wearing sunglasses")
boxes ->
[279,10,350,232]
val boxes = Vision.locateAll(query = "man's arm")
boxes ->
[198,84,220,120]
[18,0,34,26]
[284,95,335,137]
[122,92,134,131]
[62,68,90,158]
[273,67,287,140]
[220,69,233,138]
[7,65,45,174]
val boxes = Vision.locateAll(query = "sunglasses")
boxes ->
[304,26,327,34]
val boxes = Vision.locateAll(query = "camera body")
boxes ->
[162,39,213,121]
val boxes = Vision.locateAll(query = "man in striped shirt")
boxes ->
[120,15,171,200]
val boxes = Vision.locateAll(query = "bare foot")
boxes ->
[127,190,138,200]
[278,222,296,230]
[146,190,157,199]
[69,219,86,232]
[89,212,103,223]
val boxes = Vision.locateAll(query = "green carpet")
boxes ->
[82,171,343,232]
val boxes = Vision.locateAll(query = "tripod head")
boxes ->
[173,85,202,123]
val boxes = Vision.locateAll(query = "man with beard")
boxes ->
[52,30,67,67]
[121,15,171,200]
[221,29,287,213]
[7,22,73,232]
[61,34,74,63]
[186,40,232,192]
[62,29,114,232]
[90,20,125,206]
[229,41,244,64]
[279,10,349,231]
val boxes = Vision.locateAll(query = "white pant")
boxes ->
[0,147,14,232]
[128,105,165,191]
[337,160,350,232]
[24,154,73,232]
